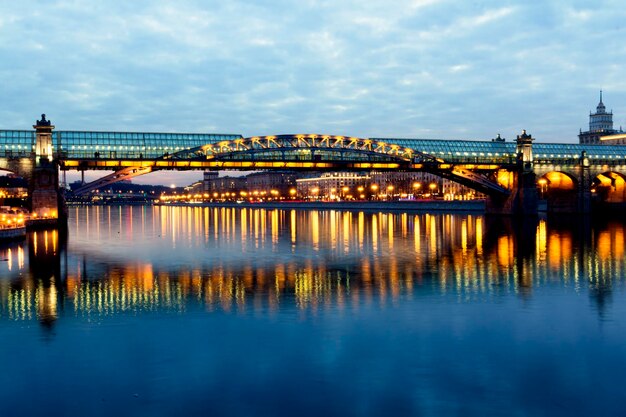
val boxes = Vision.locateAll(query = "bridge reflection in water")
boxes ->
[0,206,623,324]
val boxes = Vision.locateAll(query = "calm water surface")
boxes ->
[1,206,625,416]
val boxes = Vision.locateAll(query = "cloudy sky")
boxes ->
[2,0,626,185]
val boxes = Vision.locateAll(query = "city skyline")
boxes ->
[2,1,626,185]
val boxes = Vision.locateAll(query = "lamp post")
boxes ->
[412,182,421,199]
[341,186,349,200]
[371,184,379,200]
[429,183,437,198]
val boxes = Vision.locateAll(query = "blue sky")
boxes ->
[2,1,626,185]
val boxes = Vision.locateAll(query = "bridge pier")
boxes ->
[486,130,539,216]
[485,170,538,215]
[577,152,591,214]
[28,115,67,227]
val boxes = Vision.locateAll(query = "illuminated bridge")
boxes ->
[3,115,626,216]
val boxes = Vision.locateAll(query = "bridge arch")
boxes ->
[537,171,579,212]
[170,134,416,166]
[592,171,626,203]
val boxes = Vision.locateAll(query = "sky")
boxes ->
[2,0,626,185]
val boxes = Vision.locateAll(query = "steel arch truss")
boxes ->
[169,134,416,164]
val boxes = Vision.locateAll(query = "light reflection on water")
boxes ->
[0,206,624,323]
[3,206,626,416]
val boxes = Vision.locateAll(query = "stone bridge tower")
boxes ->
[30,114,66,224]
[486,130,539,215]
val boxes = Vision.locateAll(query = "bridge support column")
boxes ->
[486,130,538,215]
[577,151,591,214]
[29,114,67,227]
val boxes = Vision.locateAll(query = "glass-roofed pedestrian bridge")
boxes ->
[6,124,626,215]
[0,130,242,159]
[2,130,626,166]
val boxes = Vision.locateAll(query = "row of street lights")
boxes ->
[158,182,445,203]
[305,182,440,201]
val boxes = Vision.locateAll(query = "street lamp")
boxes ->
[387,185,394,200]
[371,184,379,200]
[341,186,349,200]
[429,183,437,198]
[412,182,421,199]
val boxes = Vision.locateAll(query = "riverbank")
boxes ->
[157,200,486,213]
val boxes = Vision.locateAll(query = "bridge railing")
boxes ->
[53,131,242,160]
[0,130,35,158]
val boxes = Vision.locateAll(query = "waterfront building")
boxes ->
[201,171,299,199]
[579,91,624,144]
[296,172,371,200]
[370,171,481,200]
[185,181,204,195]
[0,175,28,205]
[203,173,246,197]
[295,171,482,200]
[245,171,298,197]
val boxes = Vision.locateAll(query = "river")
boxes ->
[1,206,625,416]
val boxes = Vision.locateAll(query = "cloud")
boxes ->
[2,0,626,184]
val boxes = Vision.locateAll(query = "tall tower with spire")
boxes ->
[589,90,613,132]
[579,91,620,144]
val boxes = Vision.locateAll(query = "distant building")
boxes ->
[203,174,246,196]
[245,171,298,195]
[296,171,482,200]
[185,181,204,195]
[0,174,28,203]
[201,171,299,199]
[370,171,480,199]
[296,172,371,199]
[579,91,624,144]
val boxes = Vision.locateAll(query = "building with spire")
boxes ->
[579,91,623,144]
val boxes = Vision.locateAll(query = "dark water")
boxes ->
[1,206,625,416]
